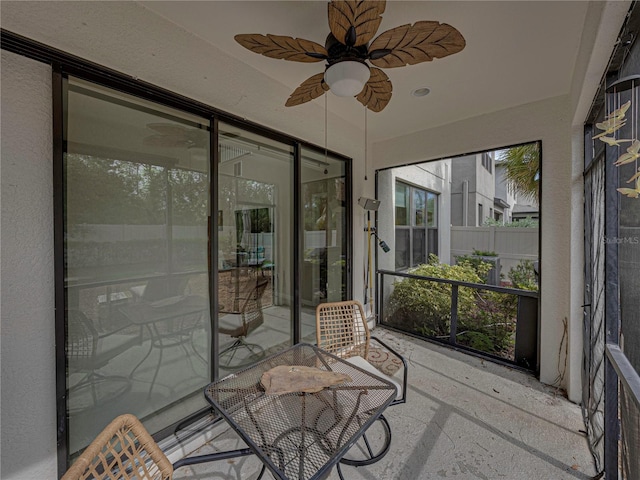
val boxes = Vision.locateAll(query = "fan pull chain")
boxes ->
[364,105,368,181]
[324,94,328,167]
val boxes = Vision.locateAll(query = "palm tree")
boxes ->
[497,143,540,203]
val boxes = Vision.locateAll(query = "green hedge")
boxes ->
[387,255,517,358]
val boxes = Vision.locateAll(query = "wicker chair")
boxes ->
[61,414,173,480]
[315,300,407,404]
[316,300,407,478]
[219,277,270,367]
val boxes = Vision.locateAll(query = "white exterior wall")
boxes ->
[370,2,629,405]
[494,164,517,222]
[474,154,496,226]
[1,51,56,480]
[373,95,575,397]
[377,161,452,273]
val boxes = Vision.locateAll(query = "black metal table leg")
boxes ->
[337,414,392,476]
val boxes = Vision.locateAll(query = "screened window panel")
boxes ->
[395,229,410,270]
[426,192,437,227]
[427,228,439,258]
[395,182,409,226]
[412,229,426,266]
[414,190,426,226]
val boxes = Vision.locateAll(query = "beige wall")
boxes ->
[369,0,631,404]
[372,95,575,394]
[1,50,56,480]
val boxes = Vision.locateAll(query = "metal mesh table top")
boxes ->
[205,343,396,480]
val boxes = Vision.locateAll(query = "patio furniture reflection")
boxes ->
[66,310,142,414]
[119,293,209,398]
[173,343,397,480]
[219,277,269,368]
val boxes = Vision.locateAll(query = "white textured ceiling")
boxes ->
[140,1,590,140]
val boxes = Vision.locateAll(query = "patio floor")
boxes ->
[171,328,597,480]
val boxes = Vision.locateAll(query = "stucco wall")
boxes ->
[0,0,371,313]
[372,95,574,395]
[377,161,452,272]
[1,50,56,479]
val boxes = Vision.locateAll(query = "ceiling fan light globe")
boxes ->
[324,61,370,97]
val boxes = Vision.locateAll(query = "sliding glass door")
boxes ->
[217,123,294,368]
[59,75,351,463]
[300,147,348,342]
[64,78,211,454]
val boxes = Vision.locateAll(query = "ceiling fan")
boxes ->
[235,0,465,112]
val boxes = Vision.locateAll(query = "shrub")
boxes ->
[460,289,517,355]
[471,249,497,256]
[387,255,488,337]
[386,255,518,358]
[454,252,495,283]
[508,259,538,290]
[483,217,539,228]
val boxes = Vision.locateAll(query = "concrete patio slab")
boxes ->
[173,328,597,480]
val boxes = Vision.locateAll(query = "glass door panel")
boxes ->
[64,78,211,455]
[218,124,294,369]
[300,147,348,342]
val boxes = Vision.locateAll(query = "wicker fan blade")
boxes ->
[286,73,330,107]
[369,21,465,68]
[328,1,386,47]
[235,34,327,62]
[356,67,392,112]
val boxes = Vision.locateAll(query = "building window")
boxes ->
[481,152,493,173]
[478,203,484,225]
[395,181,438,269]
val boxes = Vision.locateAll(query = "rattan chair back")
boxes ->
[316,300,370,359]
[239,277,269,337]
[67,310,100,370]
[61,414,173,480]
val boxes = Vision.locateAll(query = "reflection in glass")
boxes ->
[427,192,437,227]
[412,229,426,265]
[300,147,348,342]
[217,124,294,368]
[414,189,425,226]
[64,78,210,454]
[395,230,410,270]
[395,182,409,226]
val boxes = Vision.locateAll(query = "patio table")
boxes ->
[118,295,209,396]
[173,343,397,480]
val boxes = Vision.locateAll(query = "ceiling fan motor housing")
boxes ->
[325,33,368,66]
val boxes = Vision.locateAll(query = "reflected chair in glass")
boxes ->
[315,300,408,478]
[61,414,173,480]
[218,277,270,368]
[119,294,209,399]
[66,310,141,413]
